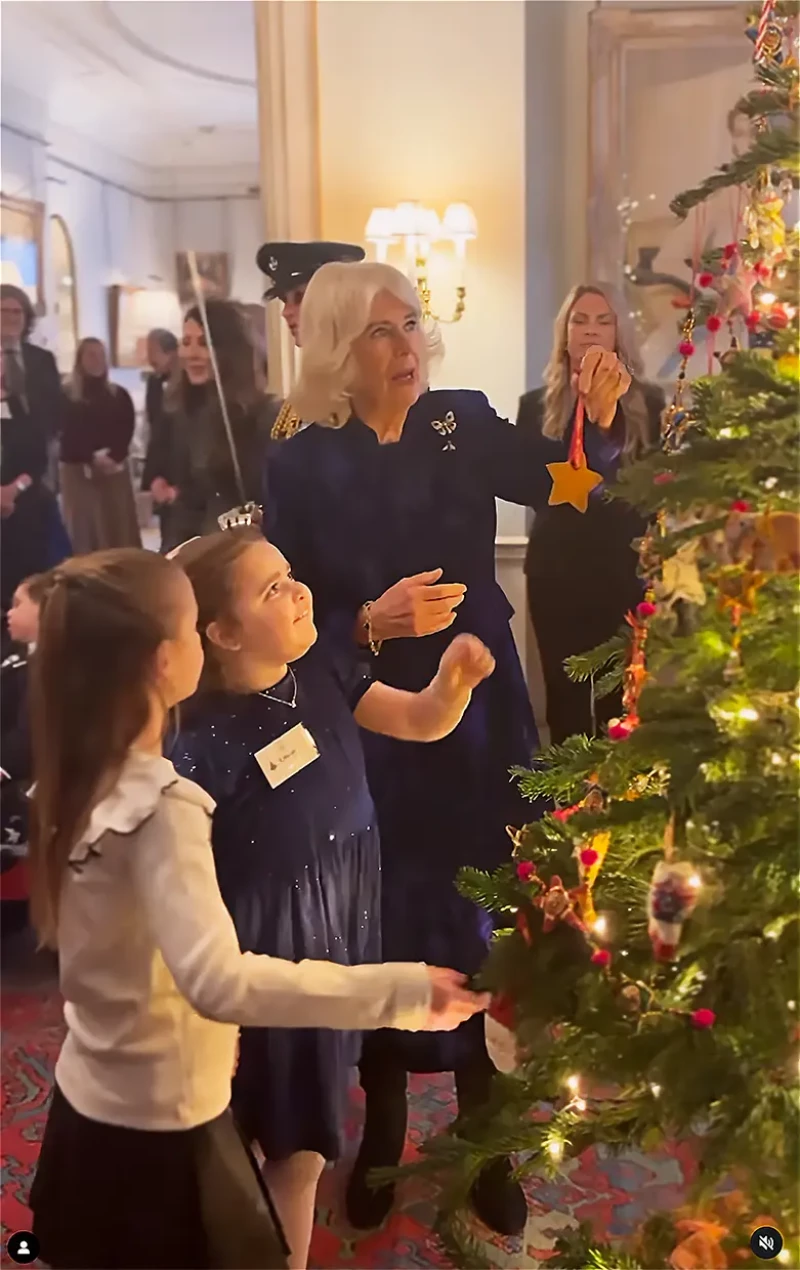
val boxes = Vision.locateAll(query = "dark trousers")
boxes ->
[528,573,637,744]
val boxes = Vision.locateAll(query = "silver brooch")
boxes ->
[431,410,457,451]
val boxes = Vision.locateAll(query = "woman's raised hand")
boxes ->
[423,967,490,1030]
[574,347,632,430]
[369,569,467,640]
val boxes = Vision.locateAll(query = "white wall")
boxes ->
[1,97,263,400]
[316,0,528,537]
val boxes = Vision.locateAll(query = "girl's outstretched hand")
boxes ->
[436,634,496,698]
[423,967,490,1031]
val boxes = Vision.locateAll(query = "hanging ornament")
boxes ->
[662,311,696,452]
[546,394,602,514]
[608,592,655,738]
[536,875,587,934]
[648,859,701,961]
[669,1219,728,1270]
[574,831,610,927]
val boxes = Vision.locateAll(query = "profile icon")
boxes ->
[7,1230,39,1264]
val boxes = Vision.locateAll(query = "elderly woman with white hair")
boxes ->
[517,284,665,744]
[264,262,633,1236]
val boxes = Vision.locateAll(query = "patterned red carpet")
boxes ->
[1,979,693,1268]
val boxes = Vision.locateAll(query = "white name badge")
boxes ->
[255,723,319,789]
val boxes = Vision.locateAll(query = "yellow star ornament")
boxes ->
[546,457,603,513]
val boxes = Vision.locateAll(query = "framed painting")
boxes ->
[0,194,45,314]
[108,284,150,369]
[587,4,753,385]
[175,251,231,307]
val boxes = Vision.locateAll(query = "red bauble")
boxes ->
[653,471,675,486]
[516,860,536,883]
[608,717,634,741]
[591,949,612,968]
[754,261,771,280]
[679,340,696,358]
[706,315,723,333]
[580,847,599,868]
[730,499,751,513]
[691,1008,716,1030]
[636,600,657,620]
[553,803,580,823]
[698,271,714,288]
[723,242,738,261]
[745,311,761,331]
[769,306,790,330]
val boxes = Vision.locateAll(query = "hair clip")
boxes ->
[217,503,264,531]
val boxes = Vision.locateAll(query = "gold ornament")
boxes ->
[546,457,603,514]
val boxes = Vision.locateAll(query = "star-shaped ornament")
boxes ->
[546,457,602,513]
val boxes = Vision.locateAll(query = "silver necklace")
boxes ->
[258,666,297,709]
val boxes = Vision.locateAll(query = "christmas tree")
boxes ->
[389,6,800,1266]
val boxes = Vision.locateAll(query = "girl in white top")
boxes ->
[27,548,487,1270]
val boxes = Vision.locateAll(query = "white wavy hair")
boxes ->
[543,282,650,459]
[289,261,443,425]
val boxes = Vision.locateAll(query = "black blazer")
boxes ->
[517,381,665,597]
[21,343,64,443]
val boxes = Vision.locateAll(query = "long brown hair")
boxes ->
[66,337,119,403]
[542,283,650,460]
[173,528,262,694]
[29,550,187,947]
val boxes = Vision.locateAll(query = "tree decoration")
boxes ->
[647,858,701,962]
[546,397,603,514]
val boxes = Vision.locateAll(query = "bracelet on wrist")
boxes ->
[362,601,382,656]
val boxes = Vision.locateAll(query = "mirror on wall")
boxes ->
[49,214,78,373]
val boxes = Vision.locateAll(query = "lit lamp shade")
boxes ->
[393,201,441,241]
[442,203,478,242]
[365,207,398,245]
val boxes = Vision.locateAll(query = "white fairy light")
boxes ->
[650,1083,662,1098]
[719,427,733,438]
[574,1097,587,1112]
[777,1251,791,1265]
[787,1000,797,1011]
[566,1074,580,1093]
[592,916,608,937]
[763,477,778,490]
[759,290,777,306]
[738,706,759,721]
[689,873,702,890]
[771,752,786,766]
[547,1139,564,1161]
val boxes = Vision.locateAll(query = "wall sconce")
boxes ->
[365,200,477,323]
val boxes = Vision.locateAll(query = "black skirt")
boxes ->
[30,1084,289,1269]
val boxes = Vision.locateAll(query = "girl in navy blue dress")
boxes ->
[171,528,495,1267]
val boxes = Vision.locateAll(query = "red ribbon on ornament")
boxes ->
[569,397,587,468]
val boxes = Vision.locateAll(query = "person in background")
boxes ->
[141,329,179,551]
[1,572,54,932]
[1,353,68,630]
[26,548,486,1270]
[59,338,141,555]
[517,283,665,744]
[256,241,365,441]
[155,301,279,551]
[0,284,64,478]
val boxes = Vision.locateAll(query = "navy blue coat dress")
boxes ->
[172,644,379,1161]
[265,389,549,1072]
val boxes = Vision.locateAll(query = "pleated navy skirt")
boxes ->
[30,1085,288,1269]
